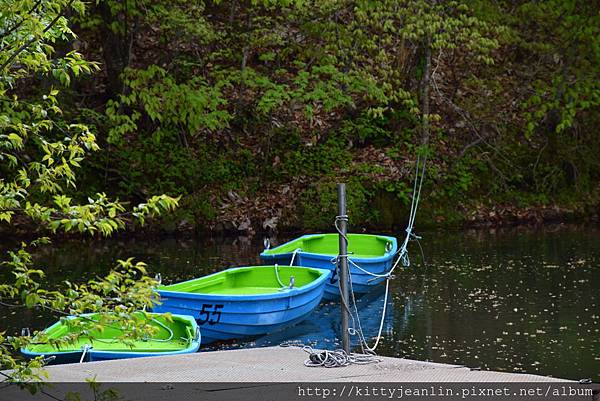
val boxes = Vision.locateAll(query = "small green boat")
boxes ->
[21,312,200,364]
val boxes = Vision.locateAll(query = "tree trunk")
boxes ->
[96,2,136,98]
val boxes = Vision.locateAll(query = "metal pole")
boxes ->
[337,183,350,354]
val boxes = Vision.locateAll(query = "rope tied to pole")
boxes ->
[328,153,427,355]
[334,214,349,244]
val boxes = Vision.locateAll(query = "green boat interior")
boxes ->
[24,313,194,353]
[158,265,325,295]
[262,234,392,258]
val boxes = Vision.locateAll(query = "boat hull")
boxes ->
[153,266,330,344]
[306,253,391,300]
[260,234,397,299]
[86,345,201,362]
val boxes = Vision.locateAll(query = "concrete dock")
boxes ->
[29,346,570,382]
[4,347,599,401]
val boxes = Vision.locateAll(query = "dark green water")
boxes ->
[1,227,598,380]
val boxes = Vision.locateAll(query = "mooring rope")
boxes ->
[289,248,302,266]
[274,263,295,290]
[331,235,388,353]
[334,214,349,241]
[333,260,389,354]
[274,263,286,287]
[148,317,175,342]
[329,153,427,355]
[79,344,92,363]
[347,258,390,279]
[351,274,391,353]
[397,153,427,268]
[280,343,380,368]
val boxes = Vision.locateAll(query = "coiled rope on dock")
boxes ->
[280,342,381,368]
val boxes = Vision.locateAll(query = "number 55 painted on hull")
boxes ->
[153,265,330,344]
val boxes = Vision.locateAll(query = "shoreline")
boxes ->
[1,207,598,242]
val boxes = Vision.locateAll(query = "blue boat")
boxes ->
[260,233,398,299]
[153,265,330,344]
[21,312,201,364]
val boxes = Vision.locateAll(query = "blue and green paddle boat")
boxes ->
[153,265,330,344]
[260,233,398,299]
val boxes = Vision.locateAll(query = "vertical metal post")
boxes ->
[337,183,350,354]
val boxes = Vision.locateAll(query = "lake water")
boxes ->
[2,226,598,380]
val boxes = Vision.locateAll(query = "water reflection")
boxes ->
[0,226,598,380]
[245,285,400,350]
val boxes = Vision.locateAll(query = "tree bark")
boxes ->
[96,2,137,98]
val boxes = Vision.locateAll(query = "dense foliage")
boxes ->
[1,0,178,383]
[4,0,600,235]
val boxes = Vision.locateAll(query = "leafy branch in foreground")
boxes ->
[0,0,179,386]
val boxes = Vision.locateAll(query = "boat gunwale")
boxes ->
[260,233,399,263]
[156,265,331,301]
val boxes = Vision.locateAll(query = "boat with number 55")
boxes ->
[152,265,330,344]
[260,233,398,300]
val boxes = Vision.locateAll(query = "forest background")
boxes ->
[3,0,599,237]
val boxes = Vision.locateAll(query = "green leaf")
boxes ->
[25,293,41,308]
